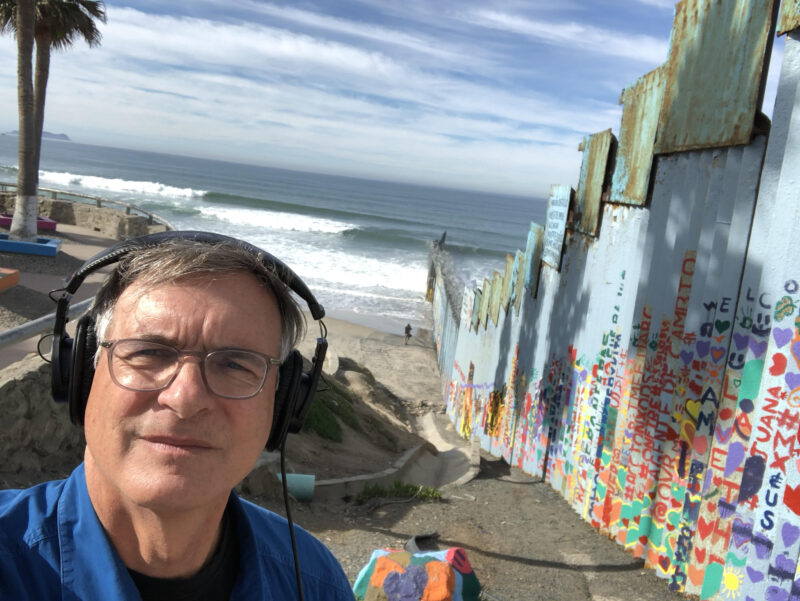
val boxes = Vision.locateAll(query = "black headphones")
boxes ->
[50,230,328,452]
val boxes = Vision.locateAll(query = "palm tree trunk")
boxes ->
[11,0,38,241]
[33,33,52,189]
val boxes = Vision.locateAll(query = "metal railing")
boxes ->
[0,298,92,352]
[0,182,174,230]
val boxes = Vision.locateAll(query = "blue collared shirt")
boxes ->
[0,464,353,600]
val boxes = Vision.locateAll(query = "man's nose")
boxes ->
[156,357,215,417]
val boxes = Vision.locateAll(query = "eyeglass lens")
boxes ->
[109,339,269,399]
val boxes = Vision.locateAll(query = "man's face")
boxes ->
[83,272,282,512]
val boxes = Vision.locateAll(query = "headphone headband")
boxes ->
[51,230,327,451]
[61,230,325,320]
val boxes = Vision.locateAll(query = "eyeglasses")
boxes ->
[99,339,282,400]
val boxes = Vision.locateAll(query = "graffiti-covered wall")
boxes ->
[429,2,800,600]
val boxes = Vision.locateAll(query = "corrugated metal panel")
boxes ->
[501,253,514,311]
[489,270,502,327]
[470,288,481,331]
[479,277,490,330]
[609,67,665,206]
[542,185,571,268]
[654,0,777,153]
[575,129,615,236]
[524,222,544,292]
[513,250,525,314]
[779,0,800,35]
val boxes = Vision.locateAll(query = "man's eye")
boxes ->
[213,353,262,377]
[119,345,173,362]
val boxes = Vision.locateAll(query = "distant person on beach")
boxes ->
[405,323,413,345]
[0,232,351,600]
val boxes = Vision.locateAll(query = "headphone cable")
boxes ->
[280,438,305,601]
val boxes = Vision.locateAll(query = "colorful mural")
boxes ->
[426,4,800,600]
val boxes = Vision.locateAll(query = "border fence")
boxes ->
[428,2,800,599]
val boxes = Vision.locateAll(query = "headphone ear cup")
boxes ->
[267,350,303,451]
[51,332,73,405]
[69,314,98,426]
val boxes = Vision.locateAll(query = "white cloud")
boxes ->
[465,9,669,65]
[0,2,699,197]
[633,0,677,9]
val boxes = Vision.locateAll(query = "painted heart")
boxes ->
[697,340,710,358]
[680,350,693,366]
[715,319,731,333]
[753,533,773,559]
[785,484,800,516]
[697,516,714,540]
[711,347,726,362]
[693,435,708,455]
[783,523,800,548]
[686,400,701,421]
[731,518,751,548]
[774,327,793,348]
[786,372,800,392]
[794,340,800,364]
[716,424,733,444]
[747,566,765,582]
[770,353,788,376]
[765,585,790,601]
[725,442,745,477]
[733,332,750,350]
[774,553,797,575]
[688,563,705,586]
[749,339,768,358]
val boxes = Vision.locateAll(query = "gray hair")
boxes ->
[91,239,306,364]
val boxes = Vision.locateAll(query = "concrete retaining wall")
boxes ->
[0,355,84,487]
[0,193,151,240]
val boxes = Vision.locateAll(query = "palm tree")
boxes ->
[9,0,36,241]
[1,0,106,241]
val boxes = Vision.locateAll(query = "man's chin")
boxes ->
[124,472,230,512]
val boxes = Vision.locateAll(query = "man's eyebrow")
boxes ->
[129,334,176,346]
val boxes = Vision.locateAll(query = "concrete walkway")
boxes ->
[0,224,118,369]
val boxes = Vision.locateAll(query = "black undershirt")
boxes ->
[128,507,240,601]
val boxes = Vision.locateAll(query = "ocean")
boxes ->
[0,135,546,333]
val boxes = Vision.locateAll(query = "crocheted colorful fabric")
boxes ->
[353,548,481,601]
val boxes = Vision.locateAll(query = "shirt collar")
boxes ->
[57,463,141,599]
[56,464,265,600]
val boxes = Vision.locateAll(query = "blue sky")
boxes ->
[0,1,785,197]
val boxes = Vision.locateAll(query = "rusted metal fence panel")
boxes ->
[654,0,777,153]
[779,0,800,35]
[575,129,615,236]
[523,222,544,293]
[501,254,514,311]
[428,2,799,600]
[542,185,571,268]
[479,277,490,330]
[609,67,665,206]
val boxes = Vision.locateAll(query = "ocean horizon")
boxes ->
[0,135,547,334]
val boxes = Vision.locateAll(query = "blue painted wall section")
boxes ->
[427,3,800,600]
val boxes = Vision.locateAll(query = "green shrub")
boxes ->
[302,375,361,441]
[356,480,441,504]
[303,399,342,442]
